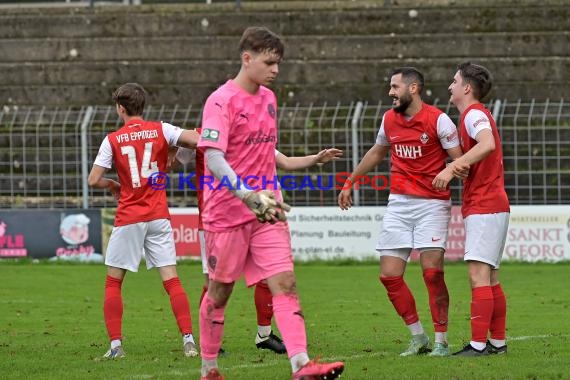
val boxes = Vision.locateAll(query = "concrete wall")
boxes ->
[1,0,568,105]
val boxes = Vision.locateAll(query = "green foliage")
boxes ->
[1,261,569,379]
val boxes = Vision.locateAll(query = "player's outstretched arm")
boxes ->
[338,144,389,210]
[276,148,343,170]
[176,129,200,149]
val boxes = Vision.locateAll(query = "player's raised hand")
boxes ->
[338,188,353,210]
[315,148,343,166]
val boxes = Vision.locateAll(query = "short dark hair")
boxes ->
[390,67,424,94]
[112,83,147,116]
[238,26,284,59]
[457,62,493,101]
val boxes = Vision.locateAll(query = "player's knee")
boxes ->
[267,271,297,295]
[379,275,404,292]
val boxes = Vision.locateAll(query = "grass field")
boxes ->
[1,260,569,379]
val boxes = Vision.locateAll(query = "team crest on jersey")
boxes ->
[267,103,276,119]
[202,128,219,142]
[420,132,429,144]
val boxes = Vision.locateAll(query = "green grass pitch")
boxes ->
[1,261,569,379]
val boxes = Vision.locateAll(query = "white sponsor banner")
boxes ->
[168,205,570,262]
[287,207,384,261]
[504,206,570,262]
[288,206,570,262]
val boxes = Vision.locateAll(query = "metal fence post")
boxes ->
[81,106,94,209]
[492,99,502,121]
[351,101,364,206]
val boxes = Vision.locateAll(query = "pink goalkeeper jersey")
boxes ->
[198,80,279,232]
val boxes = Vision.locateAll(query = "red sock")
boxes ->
[199,284,208,307]
[163,277,192,335]
[255,282,274,327]
[490,284,507,340]
[380,276,419,325]
[104,275,123,341]
[471,286,494,343]
[422,269,449,332]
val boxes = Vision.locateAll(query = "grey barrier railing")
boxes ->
[0,98,568,209]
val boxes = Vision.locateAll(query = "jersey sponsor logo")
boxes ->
[267,103,276,119]
[389,135,401,141]
[202,128,220,142]
[394,144,423,159]
[446,129,458,142]
[420,132,429,144]
[432,237,441,242]
[473,117,489,129]
[245,132,277,145]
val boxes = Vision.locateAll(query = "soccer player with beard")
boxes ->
[433,62,510,356]
[338,67,464,357]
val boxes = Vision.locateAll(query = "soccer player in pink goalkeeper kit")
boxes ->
[433,62,510,356]
[174,142,341,357]
[197,26,344,380]
[339,67,465,357]
[88,83,200,359]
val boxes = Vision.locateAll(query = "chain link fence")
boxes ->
[1,98,569,209]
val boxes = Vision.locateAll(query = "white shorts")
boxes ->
[105,219,177,272]
[376,194,451,253]
[199,229,208,274]
[464,212,510,269]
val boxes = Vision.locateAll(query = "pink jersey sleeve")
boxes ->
[198,95,230,152]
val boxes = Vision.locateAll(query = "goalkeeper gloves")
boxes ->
[242,190,291,223]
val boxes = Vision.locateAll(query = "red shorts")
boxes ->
[204,220,293,286]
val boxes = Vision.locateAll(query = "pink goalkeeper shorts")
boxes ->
[204,220,294,286]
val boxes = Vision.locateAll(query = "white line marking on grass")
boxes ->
[128,351,389,378]
[127,334,570,379]
[509,334,570,341]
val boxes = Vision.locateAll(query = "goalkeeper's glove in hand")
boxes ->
[242,190,291,223]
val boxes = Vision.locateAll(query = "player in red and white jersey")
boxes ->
[433,62,510,356]
[338,67,465,357]
[88,83,200,360]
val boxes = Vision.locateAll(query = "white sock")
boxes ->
[290,352,310,373]
[407,321,424,336]
[257,325,272,338]
[183,333,195,345]
[110,339,121,349]
[489,338,506,348]
[470,341,487,351]
[435,332,447,344]
[201,359,218,377]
